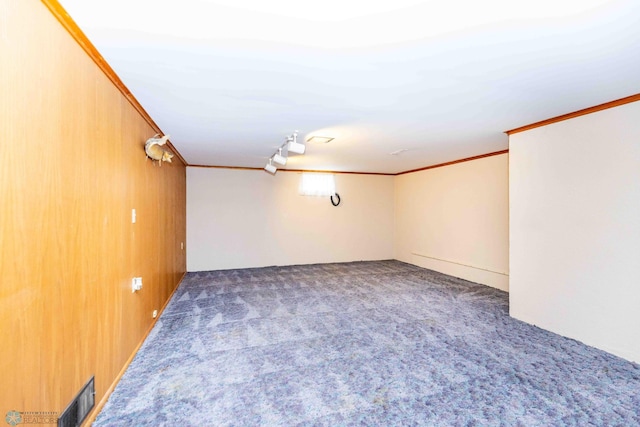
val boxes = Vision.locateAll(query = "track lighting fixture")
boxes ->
[264,158,277,174]
[264,131,305,174]
[273,148,287,165]
[287,132,306,154]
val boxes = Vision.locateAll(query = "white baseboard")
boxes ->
[409,252,509,292]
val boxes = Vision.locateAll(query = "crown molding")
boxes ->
[506,93,640,135]
[41,0,188,166]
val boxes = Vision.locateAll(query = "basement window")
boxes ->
[299,173,336,197]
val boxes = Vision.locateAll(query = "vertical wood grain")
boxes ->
[0,0,186,421]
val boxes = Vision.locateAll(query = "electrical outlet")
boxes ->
[132,277,142,293]
[152,310,158,319]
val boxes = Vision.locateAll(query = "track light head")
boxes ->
[273,148,287,165]
[287,133,305,154]
[265,131,301,176]
[264,159,277,174]
[288,141,305,154]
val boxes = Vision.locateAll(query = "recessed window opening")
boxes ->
[299,173,336,197]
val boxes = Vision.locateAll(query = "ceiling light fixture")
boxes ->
[264,158,277,174]
[287,131,306,154]
[264,131,304,174]
[273,147,287,165]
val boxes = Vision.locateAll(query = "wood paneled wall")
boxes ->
[0,0,186,421]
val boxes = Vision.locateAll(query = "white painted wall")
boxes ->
[187,167,395,271]
[394,154,509,291]
[509,101,640,363]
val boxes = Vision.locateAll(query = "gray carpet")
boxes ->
[94,260,640,426]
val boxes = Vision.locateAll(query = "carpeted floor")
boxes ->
[94,260,640,426]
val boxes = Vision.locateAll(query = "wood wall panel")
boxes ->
[0,0,186,422]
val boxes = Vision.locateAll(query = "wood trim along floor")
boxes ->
[81,272,187,426]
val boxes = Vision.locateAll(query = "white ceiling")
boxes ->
[59,0,640,173]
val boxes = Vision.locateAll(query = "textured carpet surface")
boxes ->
[94,261,640,426]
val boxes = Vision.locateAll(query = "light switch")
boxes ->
[132,277,142,293]
[131,209,136,224]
